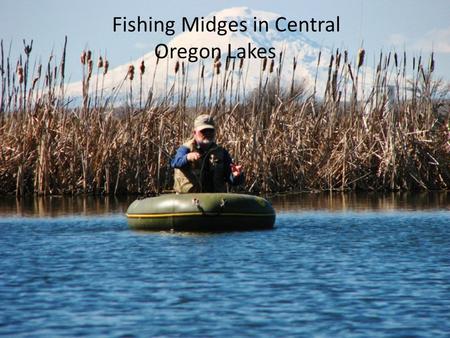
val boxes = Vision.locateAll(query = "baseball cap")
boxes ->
[194,114,215,131]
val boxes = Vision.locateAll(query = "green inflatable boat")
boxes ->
[126,193,276,231]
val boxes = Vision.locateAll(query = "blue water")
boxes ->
[1,202,450,337]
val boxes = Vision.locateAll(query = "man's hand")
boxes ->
[187,152,201,162]
[230,164,243,177]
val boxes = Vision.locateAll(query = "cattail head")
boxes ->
[32,77,39,90]
[174,60,180,74]
[214,54,220,64]
[239,57,244,70]
[80,51,86,65]
[181,61,185,76]
[293,57,297,71]
[17,65,24,84]
[262,57,267,72]
[215,61,221,75]
[429,52,435,73]
[128,64,135,80]
[87,50,92,61]
[269,59,274,73]
[97,56,103,68]
[357,48,365,68]
[329,55,334,69]
[201,64,205,79]
[344,50,348,64]
[103,60,109,75]
[87,59,93,80]
[336,52,341,68]
[225,56,230,71]
[140,60,145,75]
[23,39,33,57]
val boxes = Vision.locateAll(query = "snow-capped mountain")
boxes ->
[66,7,331,102]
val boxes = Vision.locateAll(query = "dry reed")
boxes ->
[0,38,449,196]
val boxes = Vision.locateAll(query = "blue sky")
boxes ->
[1,0,449,82]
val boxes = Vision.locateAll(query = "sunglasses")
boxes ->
[199,128,215,136]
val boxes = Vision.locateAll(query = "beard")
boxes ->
[196,137,214,148]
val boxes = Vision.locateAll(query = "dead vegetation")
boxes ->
[0,38,449,196]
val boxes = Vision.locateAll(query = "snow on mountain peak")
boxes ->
[209,7,280,21]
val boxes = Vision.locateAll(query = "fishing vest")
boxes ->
[173,138,227,193]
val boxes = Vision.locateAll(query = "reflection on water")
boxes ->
[271,192,450,212]
[0,195,135,217]
[0,192,448,217]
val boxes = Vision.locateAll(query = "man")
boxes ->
[171,114,244,193]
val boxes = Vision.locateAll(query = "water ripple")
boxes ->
[0,211,449,337]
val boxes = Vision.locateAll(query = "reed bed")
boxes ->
[0,38,449,196]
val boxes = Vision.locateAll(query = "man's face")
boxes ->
[194,128,215,146]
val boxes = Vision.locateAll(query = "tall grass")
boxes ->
[0,38,449,196]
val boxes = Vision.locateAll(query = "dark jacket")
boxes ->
[171,139,244,193]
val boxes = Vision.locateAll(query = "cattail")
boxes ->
[336,52,341,68]
[317,51,322,67]
[23,39,33,57]
[181,61,185,75]
[31,77,39,90]
[269,59,274,73]
[87,59,93,80]
[328,55,334,69]
[394,53,398,68]
[403,51,407,75]
[429,52,434,73]
[174,60,179,74]
[239,57,244,70]
[128,64,135,80]
[279,51,283,64]
[140,60,145,75]
[80,51,86,65]
[17,65,24,84]
[357,48,365,68]
[214,54,220,64]
[292,57,297,71]
[201,64,205,78]
[103,60,109,75]
[344,50,348,64]
[215,61,221,75]
[262,57,267,72]
[87,50,92,61]
[97,56,103,68]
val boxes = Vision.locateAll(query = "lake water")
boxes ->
[1,193,449,337]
